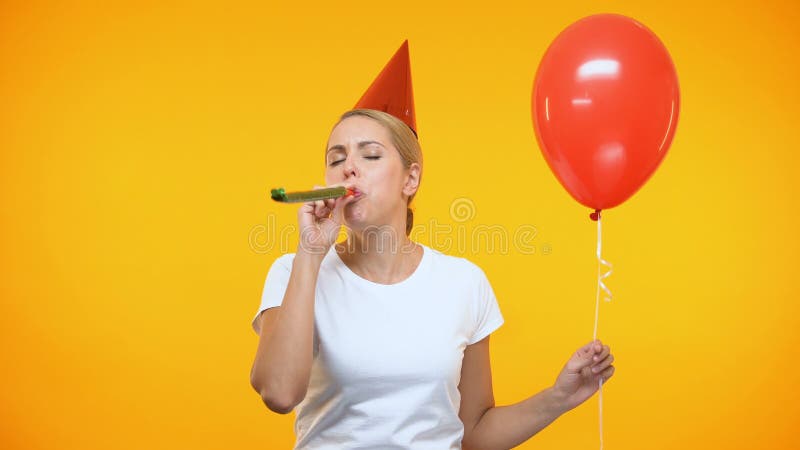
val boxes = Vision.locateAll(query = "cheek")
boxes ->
[374,173,406,203]
[324,168,338,184]
[371,166,399,187]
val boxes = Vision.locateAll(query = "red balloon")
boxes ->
[532,14,680,213]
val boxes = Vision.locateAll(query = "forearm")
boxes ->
[463,387,567,450]
[251,249,324,408]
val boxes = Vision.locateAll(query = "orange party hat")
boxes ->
[354,40,417,135]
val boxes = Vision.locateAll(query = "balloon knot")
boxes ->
[590,209,602,221]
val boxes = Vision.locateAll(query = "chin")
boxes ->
[343,204,369,228]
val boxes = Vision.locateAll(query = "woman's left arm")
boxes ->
[458,337,615,450]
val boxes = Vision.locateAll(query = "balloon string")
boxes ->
[592,213,613,450]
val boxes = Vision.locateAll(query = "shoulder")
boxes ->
[423,245,488,280]
[269,252,296,271]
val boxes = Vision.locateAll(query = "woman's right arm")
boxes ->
[249,184,354,414]
[250,249,325,414]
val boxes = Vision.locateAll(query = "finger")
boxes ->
[566,341,602,373]
[299,201,314,213]
[301,186,326,211]
[580,339,602,354]
[314,184,352,211]
[314,201,331,218]
[331,192,355,223]
[309,185,327,215]
[597,365,615,381]
[298,200,318,223]
[592,345,610,363]
[591,354,614,373]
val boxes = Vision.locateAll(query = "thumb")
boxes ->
[565,340,602,373]
[331,191,355,224]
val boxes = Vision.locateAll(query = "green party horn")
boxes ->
[270,186,354,203]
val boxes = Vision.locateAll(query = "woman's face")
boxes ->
[325,115,415,232]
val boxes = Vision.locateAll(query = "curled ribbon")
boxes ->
[592,210,613,340]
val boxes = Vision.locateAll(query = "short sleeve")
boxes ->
[251,254,295,335]
[467,266,505,345]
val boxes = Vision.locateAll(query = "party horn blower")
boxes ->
[270,186,354,203]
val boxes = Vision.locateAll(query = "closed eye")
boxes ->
[329,156,380,166]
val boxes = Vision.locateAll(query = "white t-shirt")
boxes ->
[251,243,504,450]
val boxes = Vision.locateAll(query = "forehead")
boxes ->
[327,115,391,146]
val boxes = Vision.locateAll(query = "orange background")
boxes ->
[1,1,798,449]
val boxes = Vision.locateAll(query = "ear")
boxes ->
[402,162,421,197]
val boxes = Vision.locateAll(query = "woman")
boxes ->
[250,108,616,449]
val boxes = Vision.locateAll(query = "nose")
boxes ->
[342,154,358,179]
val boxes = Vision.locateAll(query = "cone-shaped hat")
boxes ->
[354,40,416,135]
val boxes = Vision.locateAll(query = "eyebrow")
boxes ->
[326,140,385,154]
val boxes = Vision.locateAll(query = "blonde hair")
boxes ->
[334,109,422,236]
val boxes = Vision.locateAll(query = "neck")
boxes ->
[337,229,420,284]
